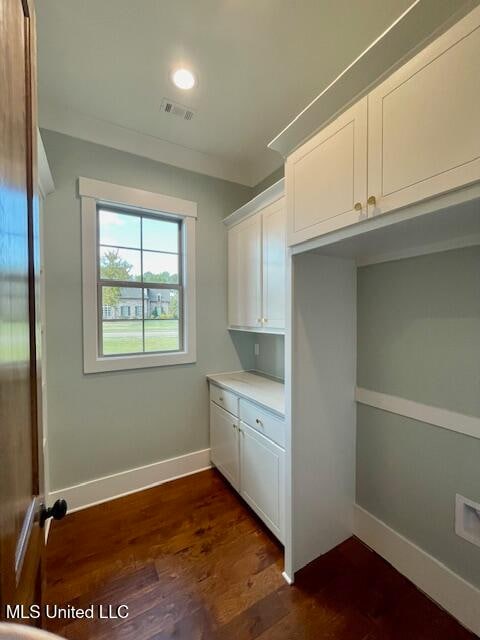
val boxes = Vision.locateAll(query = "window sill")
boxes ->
[84,350,196,374]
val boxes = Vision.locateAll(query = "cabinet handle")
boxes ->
[255,418,264,427]
[219,396,224,402]
[232,423,236,430]
[263,318,268,324]
[354,202,363,211]
[367,195,377,207]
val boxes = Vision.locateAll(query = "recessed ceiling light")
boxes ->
[171,68,196,90]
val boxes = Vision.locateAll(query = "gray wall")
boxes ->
[253,334,285,380]
[42,130,255,491]
[356,246,480,588]
[252,166,284,197]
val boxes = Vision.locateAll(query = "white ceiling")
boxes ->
[37,0,414,186]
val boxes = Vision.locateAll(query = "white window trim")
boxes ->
[80,177,197,373]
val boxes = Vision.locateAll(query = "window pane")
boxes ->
[101,286,144,320]
[99,246,141,281]
[143,251,178,284]
[101,284,143,355]
[144,319,180,352]
[143,217,179,253]
[103,320,143,356]
[102,321,143,355]
[144,288,179,320]
[99,209,140,249]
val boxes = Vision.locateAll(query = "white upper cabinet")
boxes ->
[285,7,480,246]
[262,200,286,330]
[226,180,286,333]
[368,10,480,217]
[286,98,367,246]
[228,213,262,329]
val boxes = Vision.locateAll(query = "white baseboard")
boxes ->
[282,571,294,585]
[44,519,51,545]
[354,504,480,636]
[48,449,211,514]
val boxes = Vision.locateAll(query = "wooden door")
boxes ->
[0,0,45,618]
[239,422,284,542]
[210,403,240,491]
[261,198,286,331]
[368,6,480,217]
[286,97,367,246]
[227,214,262,329]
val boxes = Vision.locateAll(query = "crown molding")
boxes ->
[224,178,284,228]
[39,101,255,186]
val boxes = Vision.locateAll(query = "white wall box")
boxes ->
[285,6,480,248]
[225,179,286,333]
[208,381,285,542]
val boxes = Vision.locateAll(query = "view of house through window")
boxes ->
[98,208,182,356]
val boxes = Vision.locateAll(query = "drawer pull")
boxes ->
[255,418,264,427]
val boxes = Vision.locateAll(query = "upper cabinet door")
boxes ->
[228,214,262,328]
[262,198,286,330]
[286,98,367,246]
[368,11,480,217]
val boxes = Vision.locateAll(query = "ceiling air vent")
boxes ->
[160,98,195,121]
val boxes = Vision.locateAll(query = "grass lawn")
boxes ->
[102,320,179,355]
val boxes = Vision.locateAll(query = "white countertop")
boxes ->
[207,370,285,416]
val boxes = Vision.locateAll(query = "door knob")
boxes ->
[40,499,68,528]
[354,202,363,211]
[367,195,377,206]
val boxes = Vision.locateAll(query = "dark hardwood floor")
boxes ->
[45,469,476,640]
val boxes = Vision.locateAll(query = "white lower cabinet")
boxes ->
[210,401,240,491]
[239,422,285,542]
[209,384,285,542]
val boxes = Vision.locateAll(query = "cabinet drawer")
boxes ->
[239,399,285,448]
[209,384,238,416]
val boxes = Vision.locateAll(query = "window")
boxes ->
[98,208,183,356]
[80,177,196,372]
[102,304,113,318]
